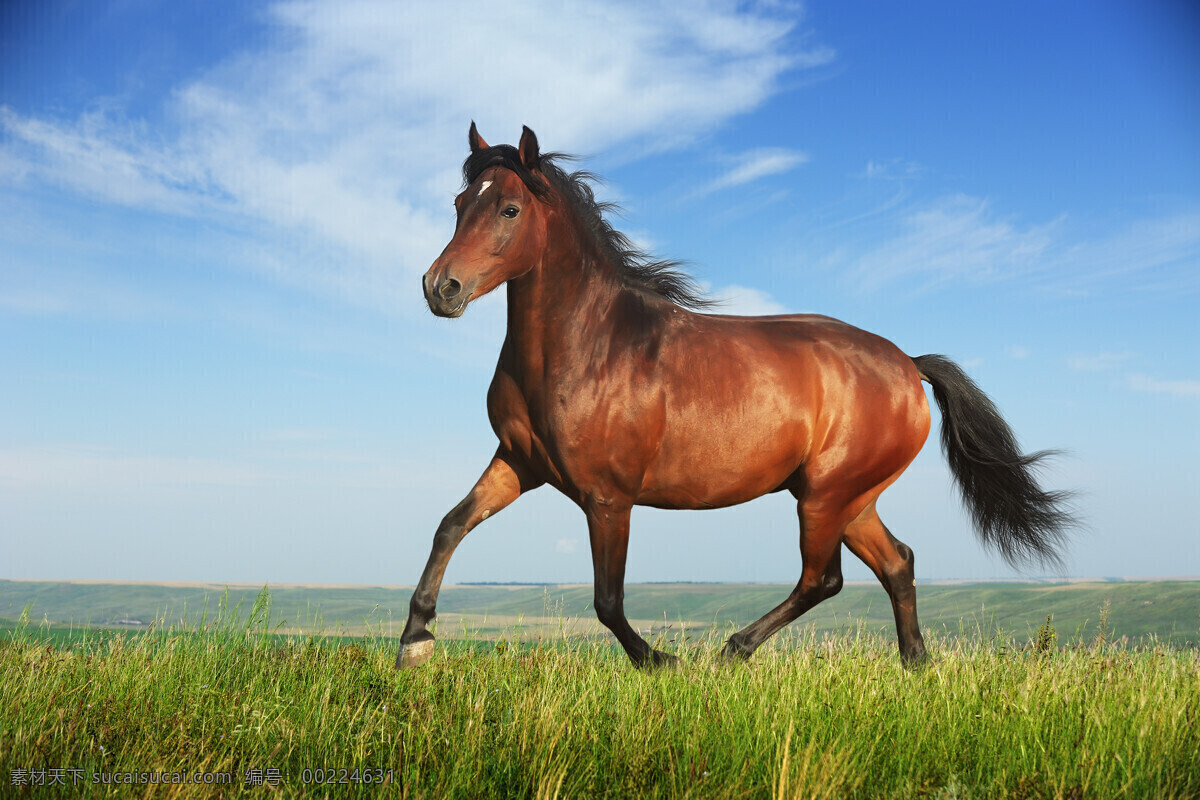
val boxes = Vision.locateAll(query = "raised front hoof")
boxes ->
[396,638,436,670]
[636,649,681,671]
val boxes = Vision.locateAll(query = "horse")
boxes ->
[397,123,1074,670]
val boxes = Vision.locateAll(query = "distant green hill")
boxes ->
[1,579,1197,646]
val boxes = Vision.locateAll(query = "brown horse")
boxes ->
[398,124,1074,670]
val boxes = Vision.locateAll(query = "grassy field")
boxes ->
[2,589,1198,799]
[2,578,1199,646]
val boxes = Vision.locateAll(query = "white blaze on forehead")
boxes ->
[476,180,493,197]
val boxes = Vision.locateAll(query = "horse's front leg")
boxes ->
[396,449,541,669]
[586,499,678,669]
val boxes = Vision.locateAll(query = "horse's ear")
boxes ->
[518,125,541,170]
[469,121,489,153]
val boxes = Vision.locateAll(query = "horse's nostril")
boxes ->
[439,278,462,300]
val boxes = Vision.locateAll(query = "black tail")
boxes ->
[913,354,1076,569]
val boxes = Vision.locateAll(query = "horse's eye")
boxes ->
[501,206,520,219]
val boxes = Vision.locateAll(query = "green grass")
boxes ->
[2,591,1198,799]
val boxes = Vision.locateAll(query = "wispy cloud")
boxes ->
[0,287,70,315]
[845,195,1058,292]
[1067,352,1133,372]
[0,0,831,309]
[695,147,809,197]
[862,158,923,181]
[842,195,1200,295]
[1065,353,1197,400]
[707,284,790,315]
[1126,374,1200,399]
[1038,212,1200,295]
[0,107,221,216]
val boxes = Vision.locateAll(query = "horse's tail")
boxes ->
[912,354,1076,568]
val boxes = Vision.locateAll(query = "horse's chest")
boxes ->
[485,373,572,478]
[488,369,651,489]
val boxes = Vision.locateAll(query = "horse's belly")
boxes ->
[636,416,809,510]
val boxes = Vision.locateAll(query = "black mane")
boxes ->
[462,145,714,310]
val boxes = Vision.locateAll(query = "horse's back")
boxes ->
[681,309,921,389]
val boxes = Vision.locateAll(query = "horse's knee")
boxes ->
[439,492,478,532]
[822,571,844,599]
[431,511,470,551]
[438,502,465,531]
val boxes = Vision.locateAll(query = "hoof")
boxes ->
[649,650,681,670]
[720,639,753,663]
[636,649,681,671]
[654,650,681,669]
[397,638,435,669]
[901,649,932,671]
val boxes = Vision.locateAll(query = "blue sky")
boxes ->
[2,0,1198,586]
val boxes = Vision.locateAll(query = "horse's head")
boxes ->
[423,123,550,318]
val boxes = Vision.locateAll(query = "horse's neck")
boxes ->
[502,237,625,385]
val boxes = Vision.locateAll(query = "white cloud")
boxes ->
[1067,352,1133,372]
[695,147,809,196]
[1004,345,1030,360]
[1065,355,1197,401]
[1126,374,1200,399]
[845,195,1058,292]
[843,195,1200,295]
[0,108,219,216]
[1040,212,1200,295]
[0,287,71,315]
[708,284,790,315]
[862,158,923,181]
[0,0,829,309]
[555,538,578,555]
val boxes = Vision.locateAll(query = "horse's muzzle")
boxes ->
[423,272,472,318]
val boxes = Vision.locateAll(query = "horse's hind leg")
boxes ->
[396,449,542,669]
[843,503,929,667]
[722,499,844,661]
